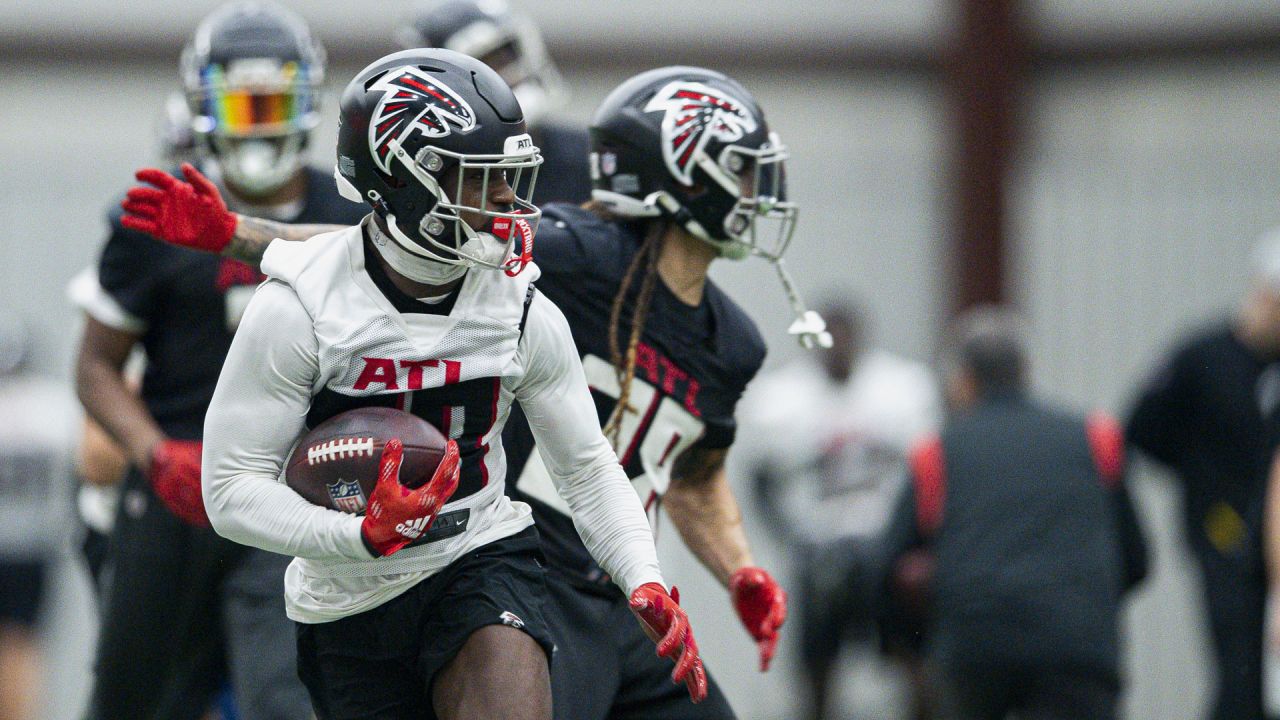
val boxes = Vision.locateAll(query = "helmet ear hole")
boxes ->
[363,71,390,91]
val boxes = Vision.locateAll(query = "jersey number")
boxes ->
[515,354,703,521]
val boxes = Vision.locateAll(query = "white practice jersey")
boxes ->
[740,349,941,545]
[202,222,663,623]
[0,375,77,559]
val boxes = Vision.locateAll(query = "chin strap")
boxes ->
[772,258,832,350]
[368,216,468,285]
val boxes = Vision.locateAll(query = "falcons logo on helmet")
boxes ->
[644,81,760,186]
[368,66,477,175]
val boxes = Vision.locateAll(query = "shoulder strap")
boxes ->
[1085,412,1125,489]
[909,434,946,537]
[518,284,537,337]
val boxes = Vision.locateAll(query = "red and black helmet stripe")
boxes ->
[368,66,477,175]
[644,81,759,185]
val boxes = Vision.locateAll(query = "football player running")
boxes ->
[73,4,364,719]
[124,65,819,719]
[195,49,703,719]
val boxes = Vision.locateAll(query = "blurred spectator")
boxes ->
[742,300,940,720]
[883,306,1148,720]
[1127,228,1280,720]
[71,5,363,719]
[65,88,202,589]
[65,89,204,594]
[0,317,78,720]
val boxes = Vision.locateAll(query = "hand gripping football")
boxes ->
[284,407,449,514]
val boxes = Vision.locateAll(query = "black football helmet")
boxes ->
[589,66,798,262]
[335,48,541,277]
[397,0,564,126]
[181,2,324,196]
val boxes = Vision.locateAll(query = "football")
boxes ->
[284,407,448,515]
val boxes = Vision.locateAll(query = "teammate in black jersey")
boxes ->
[501,66,821,720]
[121,66,829,719]
[397,0,592,207]
[72,5,366,719]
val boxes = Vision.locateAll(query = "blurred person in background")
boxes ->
[883,306,1148,720]
[70,94,193,593]
[71,4,364,719]
[741,299,940,720]
[1127,227,1280,720]
[147,0,595,265]
[0,318,79,720]
[398,0,592,207]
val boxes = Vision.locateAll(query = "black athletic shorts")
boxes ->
[0,560,46,628]
[296,527,555,720]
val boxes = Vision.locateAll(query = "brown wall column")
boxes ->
[947,0,1028,313]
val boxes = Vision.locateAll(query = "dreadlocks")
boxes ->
[601,222,665,450]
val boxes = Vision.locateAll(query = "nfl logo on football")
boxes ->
[327,478,367,514]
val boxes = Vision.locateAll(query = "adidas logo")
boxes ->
[395,516,430,539]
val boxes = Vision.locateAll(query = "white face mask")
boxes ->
[456,229,511,268]
[370,217,513,287]
[217,136,302,197]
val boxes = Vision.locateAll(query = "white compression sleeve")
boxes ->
[514,292,665,595]
[202,279,369,561]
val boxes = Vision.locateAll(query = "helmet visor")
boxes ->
[194,60,319,138]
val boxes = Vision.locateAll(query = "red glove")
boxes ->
[149,439,209,527]
[361,438,461,557]
[629,582,708,703]
[729,566,787,672]
[120,163,238,254]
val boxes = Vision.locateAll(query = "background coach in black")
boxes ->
[882,306,1149,720]
[1127,228,1280,720]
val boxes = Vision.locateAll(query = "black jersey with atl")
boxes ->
[88,167,367,440]
[530,122,591,206]
[505,204,767,591]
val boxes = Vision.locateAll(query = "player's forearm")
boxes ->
[558,455,666,595]
[203,466,367,560]
[78,419,129,487]
[75,350,163,471]
[225,214,342,266]
[516,293,665,593]
[666,466,754,588]
[202,279,369,560]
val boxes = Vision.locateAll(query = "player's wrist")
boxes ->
[134,434,168,473]
[211,211,239,254]
[359,523,384,558]
[729,565,764,587]
[625,574,668,599]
